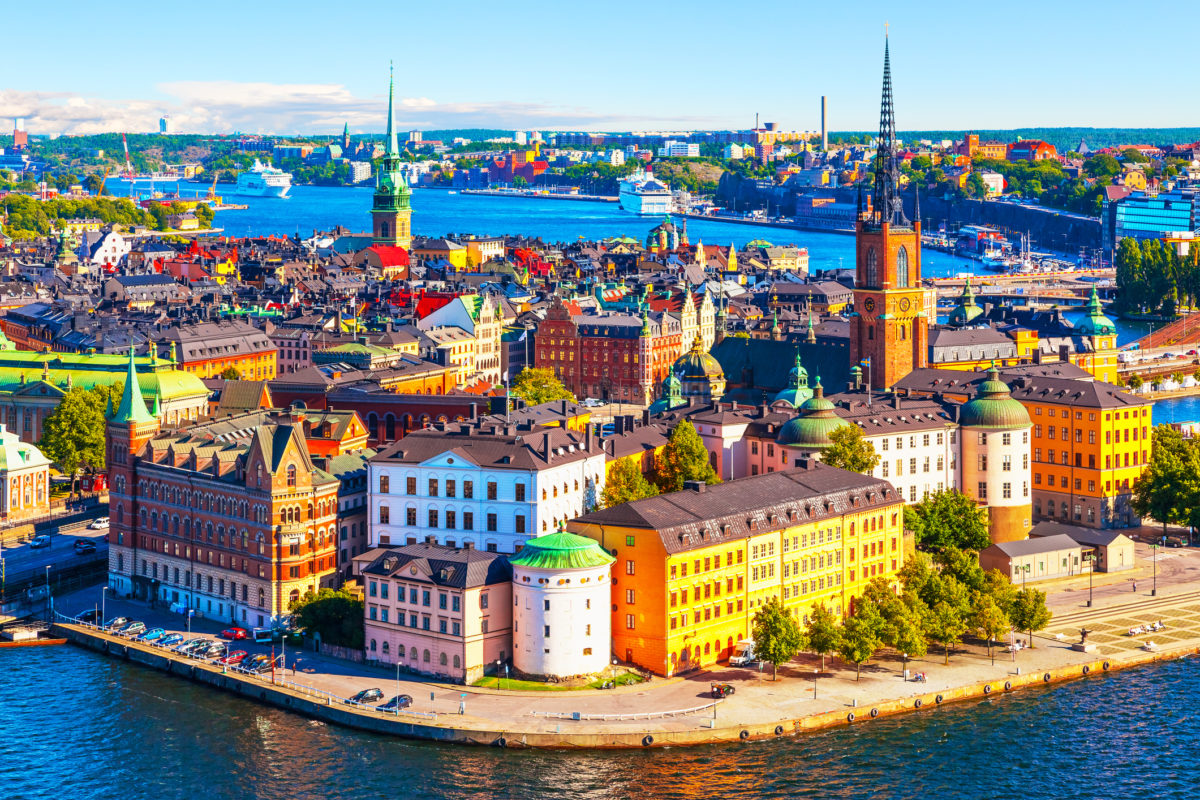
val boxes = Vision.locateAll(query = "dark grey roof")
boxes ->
[357,543,511,589]
[372,422,599,470]
[1030,521,1132,547]
[984,534,1080,558]
[573,463,901,555]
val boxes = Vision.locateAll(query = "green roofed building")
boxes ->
[509,529,614,679]
[0,345,209,444]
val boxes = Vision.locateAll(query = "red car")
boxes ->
[218,650,248,665]
[220,627,249,640]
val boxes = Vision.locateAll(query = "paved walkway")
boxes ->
[53,583,1200,742]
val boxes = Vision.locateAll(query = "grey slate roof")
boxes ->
[357,543,512,589]
[985,534,1080,558]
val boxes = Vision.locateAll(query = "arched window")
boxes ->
[896,246,909,288]
[865,247,878,288]
[258,587,265,607]
[286,465,297,487]
[382,641,389,654]
[288,589,300,607]
[423,649,431,663]
[398,644,406,658]
[380,222,390,239]
[453,655,461,669]
[370,639,377,652]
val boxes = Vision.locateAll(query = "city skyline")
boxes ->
[1,0,1191,136]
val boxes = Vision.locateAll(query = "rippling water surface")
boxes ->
[2,646,1195,800]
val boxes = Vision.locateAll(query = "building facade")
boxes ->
[570,464,906,675]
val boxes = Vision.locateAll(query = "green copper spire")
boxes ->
[1077,285,1116,337]
[113,347,154,424]
[385,61,399,156]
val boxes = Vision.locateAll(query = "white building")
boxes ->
[510,531,614,678]
[159,115,173,134]
[659,141,700,158]
[369,421,607,554]
[416,293,503,385]
[724,143,746,160]
[0,423,51,522]
[514,131,528,146]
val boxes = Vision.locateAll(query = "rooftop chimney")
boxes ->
[462,541,474,551]
[425,535,436,544]
[683,480,706,493]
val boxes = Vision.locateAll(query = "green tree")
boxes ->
[512,176,528,188]
[220,366,242,380]
[921,574,972,664]
[904,489,991,552]
[837,599,884,680]
[822,425,880,474]
[601,457,660,508]
[39,386,117,491]
[510,367,575,405]
[806,602,842,670]
[970,592,1011,665]
[1009,587,1052,649]
[751,596,807,680]
[862,578,929,663]
[653,420,720,493]
[194,203,215,229]
[289,587,365,649]
[1133,425,1200,538]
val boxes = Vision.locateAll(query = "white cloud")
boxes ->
[0,82,716,135]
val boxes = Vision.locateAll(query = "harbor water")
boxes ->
[0,644,1195,800]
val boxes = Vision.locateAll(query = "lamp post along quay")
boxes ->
[1085,552,1096,607]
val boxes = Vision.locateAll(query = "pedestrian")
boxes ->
[1133,581,1137,592]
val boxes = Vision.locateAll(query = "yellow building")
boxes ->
[570,463,906,675]
[414,239,469,271]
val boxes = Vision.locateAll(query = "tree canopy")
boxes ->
[39,385,122,480]
[1132,425,1200,534]
[751,597,807,680]
[289,587,365,649]
[805,602,842,671]
[905,489,991,552]
[822,425,881,474]
[653,420,720,493]
[838,599,884,680]
[1009,587,1053,648]
[601,457,659,508]
[510,367,575,405]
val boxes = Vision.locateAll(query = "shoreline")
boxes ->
[51,617,1200,749]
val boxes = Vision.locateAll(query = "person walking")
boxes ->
[1133,581,1137,592]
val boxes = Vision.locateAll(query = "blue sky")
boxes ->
[2,0,1191,135]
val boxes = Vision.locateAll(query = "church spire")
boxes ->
[385,61,399,156]
[113,347,154,424]
[871,33,907,228]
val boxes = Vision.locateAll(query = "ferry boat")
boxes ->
[619,168,674,215]
[235,160,292,198]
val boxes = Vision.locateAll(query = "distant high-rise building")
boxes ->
[514,131,527,145]
[408,130,422,143]
[159,115,174,134]
[12,118,27,149]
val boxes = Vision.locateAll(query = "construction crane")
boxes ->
[206,171,219,201]
[121,134,134,179]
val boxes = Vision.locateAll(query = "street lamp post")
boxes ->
[1085,553,1095,607]
[1152,540,1159,597]
[396,659,401,708]
[101,585,108,626]
[813,669,818,699]
[44,566,51,620]
[496,659,502,691]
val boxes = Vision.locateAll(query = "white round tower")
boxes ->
[509,531,614,679]
[960,368,1033,543]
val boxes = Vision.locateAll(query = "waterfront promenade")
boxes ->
[53,553,1200,749]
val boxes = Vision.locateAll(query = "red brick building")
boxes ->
[535,296,682,405]
[106,352,343,628]
[1007,140,1058,162]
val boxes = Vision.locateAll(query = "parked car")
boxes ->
[103,617,128,630]
[347,688,384,704]
[1165,536,1186,548]
[173,638,206,654]
[378,694,413,711]
[159,633,184,647]
[88,517,110,530]
[220,627,249,641]
[137,628,165,642]
[218,650,248,665]
[245,654,275,673]
[29,534,50,549]
[121,621,147,637]
[252,628,283,643]
[710,683,736,699]
[204,642,228,659]
[73,539,97,554]
[77,609,101,623]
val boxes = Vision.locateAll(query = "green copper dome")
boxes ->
[776,379,849,449]
[510,531,615,571]
[948,279,984,325]
[773,351,812,407]
[1076,286,1116,337]
[673,336,724,380]
[649,371,684,415]
[959,368,1031,430]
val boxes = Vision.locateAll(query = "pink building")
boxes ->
[355,541,512,683]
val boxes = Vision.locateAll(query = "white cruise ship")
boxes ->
[235,160,292,198]
[619,168,674,215]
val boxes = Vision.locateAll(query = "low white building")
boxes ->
[369,420,606,554]
[509,531,614,678]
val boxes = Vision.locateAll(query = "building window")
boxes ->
[1002,482,1012,499]
[486,513,497,532]
[379,475,389,494]
[626,614,635,630]
[428,509,438,528]
[487,482,497,500]
[978,482,987,500]
[428,478,438,497]
[379,505,389,524]
[463,481,473,499]
[464,512,474,530]
[515,514,526,534]
[515,484,525,501]
[626,560,635,575]
[406,477,416,495]
[626,589,636,604]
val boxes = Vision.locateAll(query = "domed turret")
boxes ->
[960,368,1030,430]
[1076,286,1116,338]
[773,351,812,407]
[673,335,725,403]
[776,378,848,449]
[649,371,684,415]
[948,278,984,325]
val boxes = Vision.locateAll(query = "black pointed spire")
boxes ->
[871,35,908,228]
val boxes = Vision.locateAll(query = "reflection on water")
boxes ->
[1,646,1197,800]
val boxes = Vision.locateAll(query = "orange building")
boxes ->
[158,321,278,381]
[570,463,906,675]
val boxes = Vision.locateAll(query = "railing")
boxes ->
[530,700,722,722]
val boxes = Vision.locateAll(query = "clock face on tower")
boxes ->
[863,298,876,313]
[899,297,912,313]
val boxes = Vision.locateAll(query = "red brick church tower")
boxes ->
[850,37,927,389]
